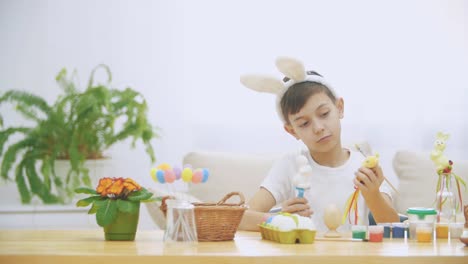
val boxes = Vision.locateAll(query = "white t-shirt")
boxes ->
[261,148,392,232]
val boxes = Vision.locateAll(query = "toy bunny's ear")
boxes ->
[275,57,306,82]
[436,131,450,141]
[442,133,450,141]
[240,75,285,94]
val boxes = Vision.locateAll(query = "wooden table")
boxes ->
[0,229,467,264]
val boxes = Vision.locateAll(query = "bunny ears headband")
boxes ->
[240,57,337,123]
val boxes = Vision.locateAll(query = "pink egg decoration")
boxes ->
[173,166,182,180]
[192,169,203,184]
[164,169,176,183]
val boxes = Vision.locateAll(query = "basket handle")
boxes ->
[216,192,245,206]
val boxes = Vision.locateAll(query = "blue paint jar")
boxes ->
[392,222,405,238]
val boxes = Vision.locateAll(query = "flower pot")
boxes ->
[103,202,140,241]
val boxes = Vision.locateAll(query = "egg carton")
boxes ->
[259,225,316,244]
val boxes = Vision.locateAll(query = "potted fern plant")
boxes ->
[0,64,158,204]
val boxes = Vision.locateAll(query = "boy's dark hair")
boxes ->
[280,71,336,124]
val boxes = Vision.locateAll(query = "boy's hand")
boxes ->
[281,197,313,217]
[353,165,384,197]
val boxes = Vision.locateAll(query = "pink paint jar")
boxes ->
[368,225,384,242]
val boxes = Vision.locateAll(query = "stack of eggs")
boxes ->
[259,213,316,244]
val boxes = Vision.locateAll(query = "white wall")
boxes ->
[0,0,467,228]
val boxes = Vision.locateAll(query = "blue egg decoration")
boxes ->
[156,169,166,183]
[202,168,209,183]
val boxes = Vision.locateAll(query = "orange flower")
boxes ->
[107,178,125,196]
[124,178,141,192]
[96,177,113,196]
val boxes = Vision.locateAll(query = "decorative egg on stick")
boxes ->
[150,163,209,185]
[342,151,380,225]
[293,155,312,198]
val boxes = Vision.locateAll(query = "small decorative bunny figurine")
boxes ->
[342,153,380,225]
[430,132,450,173]
[363,153,379,169]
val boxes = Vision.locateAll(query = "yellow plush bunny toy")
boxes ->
[430,132,450,174]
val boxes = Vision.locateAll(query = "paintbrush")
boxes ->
[355,144,399,195]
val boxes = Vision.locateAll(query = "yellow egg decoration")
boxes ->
[181,168,193,182]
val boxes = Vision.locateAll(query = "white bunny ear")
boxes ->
[275,57,306,82]
[240,75,285,94]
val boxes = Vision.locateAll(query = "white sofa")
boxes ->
[146,150,468,229]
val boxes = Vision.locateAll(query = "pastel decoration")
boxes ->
[430,132,450,173]
[266,216,274,224]
[202,168,209,183]
[362,153,379,169]
[157,163,172,171]
[164,169,176,183]
[293,155,312,198]
[156,170,165,183]
[173,166,182,180]
[192,169,203,183]
[150,168,157,180]
[181,168,193,182]
[150,163,209,185]
[429,132,467,223]
[343,152,380,225]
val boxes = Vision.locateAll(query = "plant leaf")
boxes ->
[14,160,31,204]
[25,158,60,204]
[127,188,153,202]
[96,199,117,227]
[74,187,97,195]
[88,201,99,214]
[76,195,100,207]
[117,199,139,213]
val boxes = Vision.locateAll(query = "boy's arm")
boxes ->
[238,188,276,231]
[364,192,399,223]
[354,166,399,223]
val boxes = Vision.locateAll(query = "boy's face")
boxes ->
[284,92,344,153]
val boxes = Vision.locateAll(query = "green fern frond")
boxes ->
[0,90,51,115]
[87,64,112,89]
[15,160,32,204]
[0,138,35,180]
[15,103,42,122]
[25,158,61,204]
[0,127,31,156]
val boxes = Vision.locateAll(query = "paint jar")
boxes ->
[449,222,464,239]
[368,225,384,242]
[391,222,406,239]
[435,223,449,239]
[406,207,436,240]
[416,223,433,242]
[378,223,391,238]
[351,225,367,239]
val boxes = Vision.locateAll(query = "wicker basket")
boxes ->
[160,192,247,241]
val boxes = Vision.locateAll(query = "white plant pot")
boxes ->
[54,158,112,188]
